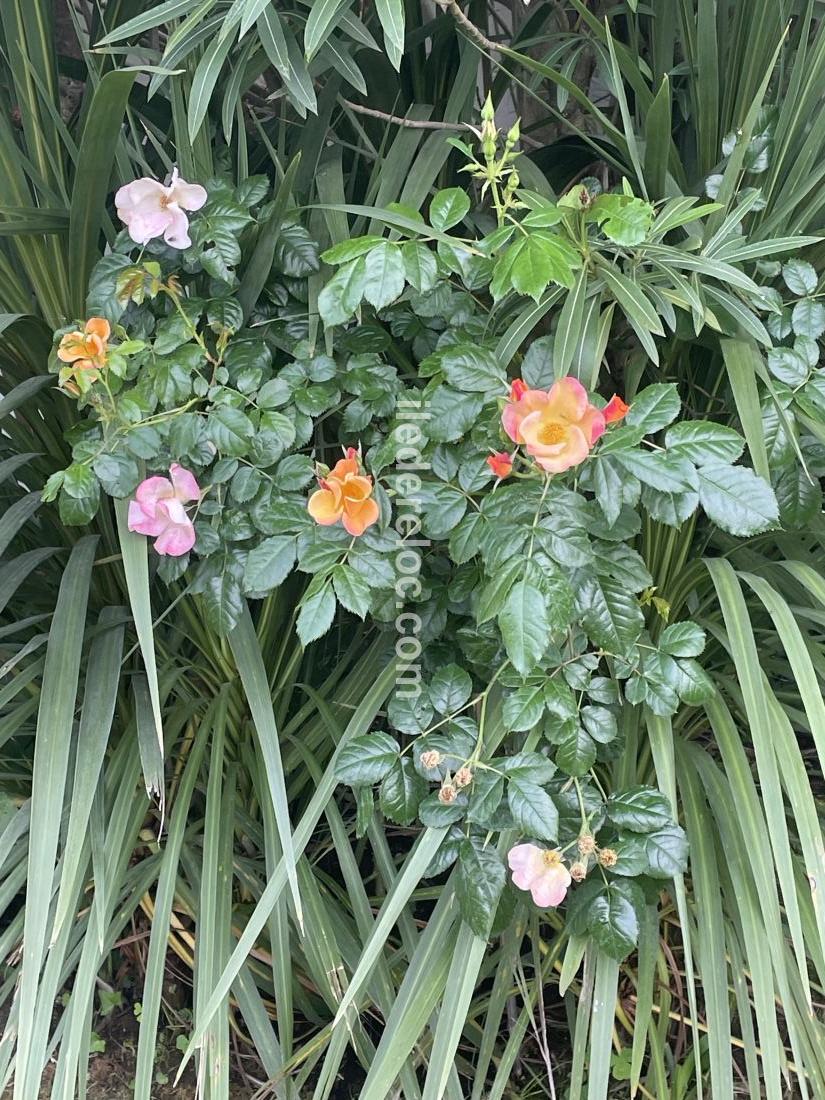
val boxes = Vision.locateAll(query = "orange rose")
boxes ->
[487,451,514,479]
[57,317,110,393]
[307,448,379,537]
[502,376,605,474]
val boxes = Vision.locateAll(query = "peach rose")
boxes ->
[508,844,572,907]
[502,376,605,474]
[307,448,379,537]
[57,317,111,393]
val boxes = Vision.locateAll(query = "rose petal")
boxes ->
[531,424,590,472]
[169,177,207,212]
[547,376,588,421]
[153,517,196,556]
[135,476,174,512]
[308,487,344,525]
[84,317,110,342]
[530,864,571,908]
[127,499,167,538]
[169,463,200,503]
[507,843,545,891]
[162,205,192,249]
[342,497,379,536]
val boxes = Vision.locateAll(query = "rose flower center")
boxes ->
[537,422,567,446]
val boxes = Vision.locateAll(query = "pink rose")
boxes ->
[115,168,207,249]
[508,843,572,907]
[502,376,605,474]
[127,463,200,556]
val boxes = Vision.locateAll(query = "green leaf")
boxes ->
[554,723,596,775]
[69,70,138,314]
[426,387,484,443]
[502,684,546,731]
[428,344,505,392]
[664,420,745,465]
[581,705,617,744]
[456,839,506,937]
[92,453,141,498]
[379,758,428,825]
[202,566,244,635]
[625,383,680,433]
[614,450,697,493]
[429,664,472,715]
[782,260,817,296]
[791,299,825,339]
[336,731,400,786]
[568,879,644,961]
[507,777,559,841]
[466,770,505,825]
[697,463,779,535]
[606,786,673,832]
[208,406,254,456]
[429,188,470,231]
[401,241,437,293]
[332,564,371,618]
[498,580,549,675]
[589,194,654,245]
[659,622,706,658]
[576,576,644,656]
[296,583,336,644]
[318,256,366,325]
[242,536,296,595]
[509,232,578,300]
[613,825,689,879]
[773,464,822,528]
[363,242,405,310]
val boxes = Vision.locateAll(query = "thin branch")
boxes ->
[339,98,475,133]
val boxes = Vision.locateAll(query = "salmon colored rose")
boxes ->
[502,376,606,474]
[508,844,572,908]
[487,451,514,480]
[308,448,379,537]
[127,463,201,556]
[603,394,630,423]
[57,317,110,392]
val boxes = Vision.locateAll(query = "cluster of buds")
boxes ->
[461,94,522,226]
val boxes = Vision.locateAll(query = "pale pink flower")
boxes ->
[115,168,207,249]
[508,843,572,908]
[127,463,200,556]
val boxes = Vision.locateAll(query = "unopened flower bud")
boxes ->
[454,767,473,789]
[598,847,618,868]
[420,750,442,770]
[438,783,457,804]
[483,136,497,162]
[570,861,588,882]
[505,170,520,193]
[481,93,495,123]
[577,834,596,857]
[505,120,520,146]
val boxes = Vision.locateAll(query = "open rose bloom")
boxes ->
[503,376,606,473]
[308,448,379,537]
[508,843,572,907]
[127,464,201,556]
[115,168,207,249]
[57,317,110,393]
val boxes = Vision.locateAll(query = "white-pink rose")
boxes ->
[127,463,200,557]
[508,843,572,907]
[115,168,207,249]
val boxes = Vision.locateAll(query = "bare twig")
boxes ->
[339,98,475,133]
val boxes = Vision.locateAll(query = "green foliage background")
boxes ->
[0,1,824,1097]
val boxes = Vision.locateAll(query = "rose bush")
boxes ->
[44,130,792,956]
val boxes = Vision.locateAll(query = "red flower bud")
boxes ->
[603,394,630,423]
[487,451,514,480]
[509,378,528,402]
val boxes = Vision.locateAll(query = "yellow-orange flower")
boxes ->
[57,317,110,392]
[502,375,605,474]
[307,448,379,537]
